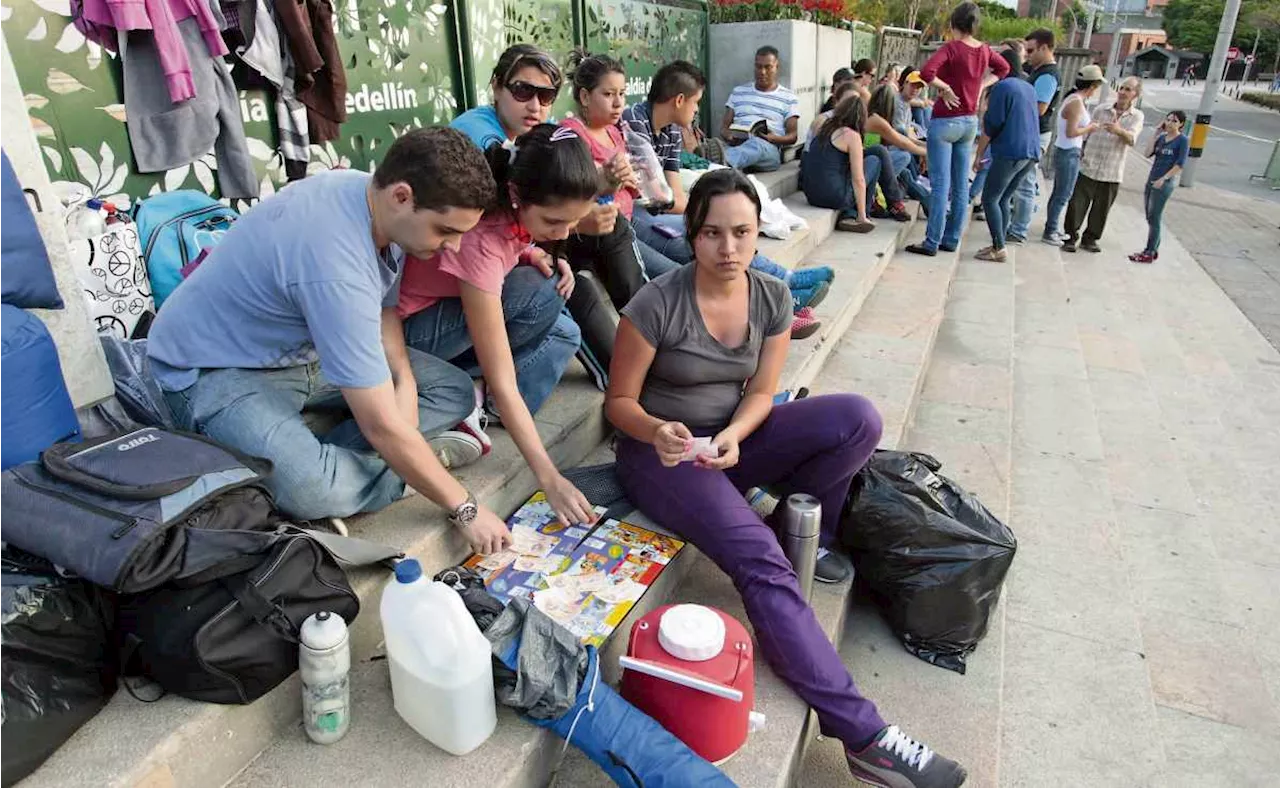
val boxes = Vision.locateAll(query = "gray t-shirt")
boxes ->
[621,264,791,432]
[147,170,404,392]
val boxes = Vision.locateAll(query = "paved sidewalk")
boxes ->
[801,196,1280,786]
[1115,151,1280,351]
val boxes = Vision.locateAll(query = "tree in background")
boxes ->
[1163,0,1280,75]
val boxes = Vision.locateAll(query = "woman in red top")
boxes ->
[396,124,599,532]
[907,1,1009,256]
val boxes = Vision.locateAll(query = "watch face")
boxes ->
[454,502,478,527]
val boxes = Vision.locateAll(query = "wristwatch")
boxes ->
[448,491,479,529]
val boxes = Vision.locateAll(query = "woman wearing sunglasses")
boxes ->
[396,124,597,531]
[451,44,563,150]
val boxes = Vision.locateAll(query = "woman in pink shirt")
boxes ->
[558,51,653,310]
[396,124,599,528]
[907,1,1009,256]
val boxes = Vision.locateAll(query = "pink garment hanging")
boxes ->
[74,0,229,103]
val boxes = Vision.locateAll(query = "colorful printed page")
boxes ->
[463,491,685,647]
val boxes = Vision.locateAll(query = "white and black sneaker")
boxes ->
[815,547,854,584]
[428,406,488,470]
[846,725,966,788]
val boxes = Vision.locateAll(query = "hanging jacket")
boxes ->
[74,0,229,103]
[274,0,347,143]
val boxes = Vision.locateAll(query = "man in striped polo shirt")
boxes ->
[719,45,800,173]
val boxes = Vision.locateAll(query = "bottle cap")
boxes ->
[658,604,725,662]
[394,558,422,584]
[301,611,348,650]
[86,198,104,210]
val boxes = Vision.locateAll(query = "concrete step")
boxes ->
[800,240,1016,788]
[227,205,920,788]
[750,160,801,201]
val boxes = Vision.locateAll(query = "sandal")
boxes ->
[837,217,876,233]
[975,246,1007,263]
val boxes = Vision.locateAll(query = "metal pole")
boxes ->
[1083,2,1097,50]
[1182,0,1245,187]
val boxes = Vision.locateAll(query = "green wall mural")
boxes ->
[1,0,464,205]
[1,0,705,206]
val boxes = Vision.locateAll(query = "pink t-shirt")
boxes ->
[396,214,533,318]
[559,117,636,220]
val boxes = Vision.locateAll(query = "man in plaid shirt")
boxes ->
[1063,77,1145,253]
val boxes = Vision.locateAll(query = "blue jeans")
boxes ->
[982,158,1038,250]
[164,352,474,520]
[1143,179,1176,253]
[1045,147,1082,238]
[725,136,782,172]
[631,209,791,281]
[924,115,979,250]
[1010,133,1051,239]
[970,161,990,203]
[636,237,680,279]
[899,154,931,203]
[403,266,580,417]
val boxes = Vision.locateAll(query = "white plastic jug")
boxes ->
[380,559,497,755]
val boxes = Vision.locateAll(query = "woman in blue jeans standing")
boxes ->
[607,169,967,788]
[907,2,1009,257]
[1130,111,1189,264]
[1041,67,1103,246]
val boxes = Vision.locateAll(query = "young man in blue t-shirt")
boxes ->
[975,48,1042,262]
[1130,110,1189,263]
[719,45,800,173]
[1007,29,1060,243]
[147,128,518,555]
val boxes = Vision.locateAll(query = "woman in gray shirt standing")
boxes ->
[605,169,966,788]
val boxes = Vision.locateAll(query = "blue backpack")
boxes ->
[135,191,238,308]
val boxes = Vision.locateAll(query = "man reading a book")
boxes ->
[719,46,800,173]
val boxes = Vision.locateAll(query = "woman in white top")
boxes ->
[1042,65,1104,246]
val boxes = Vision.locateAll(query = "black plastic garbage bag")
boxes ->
[840,450,1016,674]
[2,548,118,786]
[488,600,733,787]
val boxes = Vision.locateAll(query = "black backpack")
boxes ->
[116,529,399,705]
[1,428,278,592]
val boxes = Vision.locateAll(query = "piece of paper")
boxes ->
[593,578,647,605]
[681,436,718,462]
[513,554,563,574]
[533,586,582,623]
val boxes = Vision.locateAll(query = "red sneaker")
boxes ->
[1128,251,1156,264]
[791,307,821,340]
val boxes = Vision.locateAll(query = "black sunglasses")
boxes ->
[505,81,559,106]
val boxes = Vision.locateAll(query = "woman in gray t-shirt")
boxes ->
[605,169,966,786]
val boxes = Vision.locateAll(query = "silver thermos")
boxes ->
[778,493,822,601]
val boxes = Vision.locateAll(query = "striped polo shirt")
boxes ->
[725,83,800,136]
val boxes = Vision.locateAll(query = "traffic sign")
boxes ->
[1228,46,1241,60]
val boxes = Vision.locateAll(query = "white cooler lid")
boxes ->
[658,604,725,662]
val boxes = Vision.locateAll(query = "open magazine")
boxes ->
[464,492,685,646]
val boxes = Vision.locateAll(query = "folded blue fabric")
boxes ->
[1,151,63,310]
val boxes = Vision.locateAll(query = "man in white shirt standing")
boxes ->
[719,46,800,173]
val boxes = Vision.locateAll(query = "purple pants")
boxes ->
[615,394,888,747]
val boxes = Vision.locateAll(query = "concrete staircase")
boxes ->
[22,164,969,788]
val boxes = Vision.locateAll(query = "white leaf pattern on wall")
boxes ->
[42,145,63,172]
[26,16,47,40]
[54,20,84,53]
[164,165,190,191]
[97,103,127,122]
[46,67,89,94]
[25,92,48,109]
[70,146,100,188]
[1,4,12,21]
[194,160,215,193]
[30,0,69,14]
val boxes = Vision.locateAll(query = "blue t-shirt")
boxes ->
[147,171,404,392]
[984,77,1041,161]
[451,106,508,150]
[1149,132,1189,183]
[1033,73,1059,108]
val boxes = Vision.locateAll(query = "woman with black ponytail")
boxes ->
[395,123,598,529]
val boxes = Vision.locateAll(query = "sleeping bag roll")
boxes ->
[1,305,81,469]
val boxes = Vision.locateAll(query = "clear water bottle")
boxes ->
[299,611,351,744]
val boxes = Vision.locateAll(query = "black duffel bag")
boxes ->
[1,428,278,592]
[117,530,401,705]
